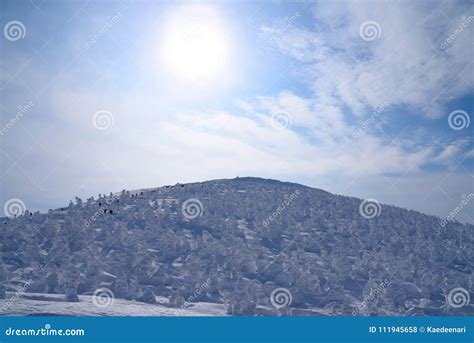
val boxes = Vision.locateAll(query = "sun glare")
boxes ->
[160,5,231,86]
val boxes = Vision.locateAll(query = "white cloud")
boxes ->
[431,139,470,165]
[263,0,474,118]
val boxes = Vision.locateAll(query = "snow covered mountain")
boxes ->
[1,177,472,316]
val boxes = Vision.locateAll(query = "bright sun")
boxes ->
[160,5,231,85]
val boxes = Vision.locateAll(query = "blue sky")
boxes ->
[0,0,473,223]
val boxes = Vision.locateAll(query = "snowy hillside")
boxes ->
[1,292,227,316]
[1,177,472,316]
